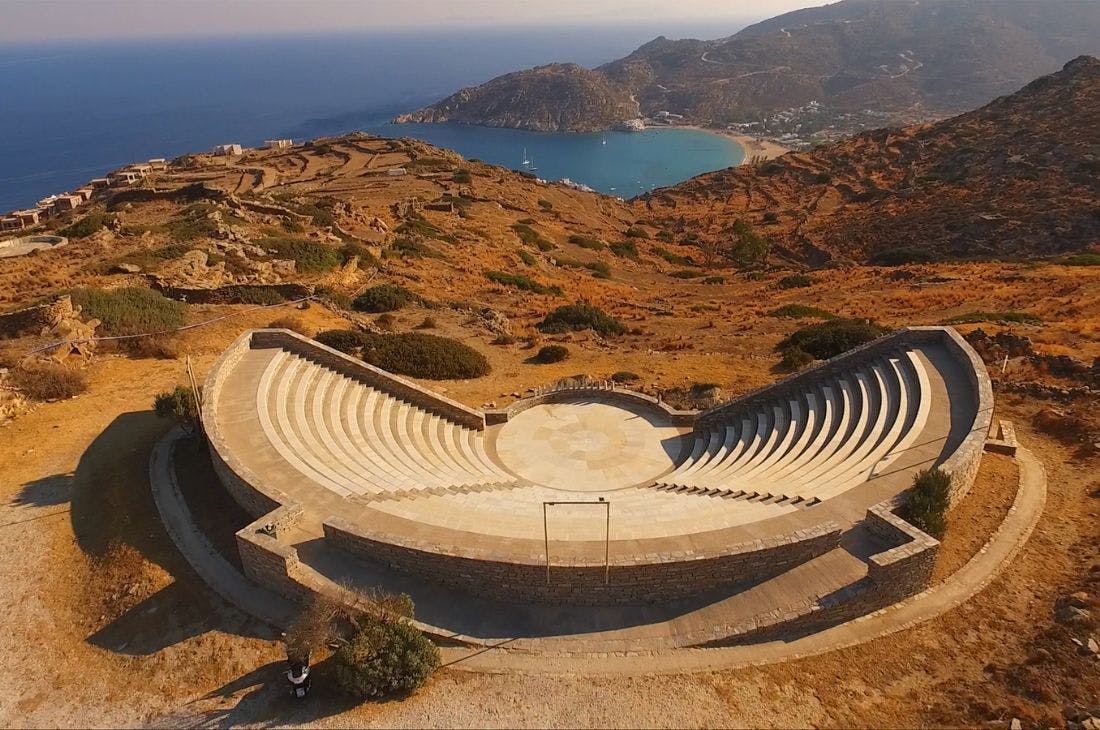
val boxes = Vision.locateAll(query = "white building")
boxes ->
[263,139,293,149]
[214,143,244,156]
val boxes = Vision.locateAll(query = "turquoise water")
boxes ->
[0,27,748,210]
[369,124,744,198]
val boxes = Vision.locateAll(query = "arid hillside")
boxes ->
[0,89,1099,728]
[393,63,639,133]
[396,0,1100,132]
[637,56,1100,264]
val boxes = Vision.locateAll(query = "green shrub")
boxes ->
[516,249,536,266]
[538,199,554,211]
[624,227,649,239]
[779,346,814,371]
[777,318,889,360]
[59,212,116,238]
[728,219,770,267]
[261,237,343,272]
[943,311,1043,326]
[318,330,491,379]
[611,371,640,383]
[334,606,440,700]
[702,276,726,284]
[669,270,703,279]
[1063,253,1100,267]
[538,304,625,337]
[11,363,88,401]
[902,468,952,538]
[375,313,397,330]
[768,304,837,320]
[568,235,605,250]
[414,316,437,330]
[70,287,186,337]
[395,216,443,239]
[512,222,554,250]
[534,344,570,363]
[358,333,491,379]
[315,329,367,354]
[609,241,639,260]
[869,246,935,266]
[387,237,445,259]
[217,285,287,305]
[314,285,352,310]
[762,212,779,224]
[153,385,201,432]
[777,274,814,289]
[340,241,380,268]
[653,246,694,266]
[452,169,472,184]
[353,284,416,313]
[163,208,219,242]
[655,230,675,243]
[485,271,562,296]
[586,260,612,279]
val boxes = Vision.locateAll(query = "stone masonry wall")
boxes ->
[487,387,697,427]
[697,498,940,646]
[323,517,841,605]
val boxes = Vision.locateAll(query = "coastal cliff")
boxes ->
[393,63,639,133]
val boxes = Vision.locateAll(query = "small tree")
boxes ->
[903,468,952,538]
[332,591,440,700]
[727,219,770,268]
[154,385,201,432]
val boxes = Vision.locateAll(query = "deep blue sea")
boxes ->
[0,23,746,212]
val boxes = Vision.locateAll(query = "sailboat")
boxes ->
[522,147,538,172]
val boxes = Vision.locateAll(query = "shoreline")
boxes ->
[660,124,790,164]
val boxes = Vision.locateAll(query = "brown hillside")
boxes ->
[393,63,639,133]
[637,56,1100,263]
[396,0,1100,132]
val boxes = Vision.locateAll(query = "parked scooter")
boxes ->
[286,658,311,699]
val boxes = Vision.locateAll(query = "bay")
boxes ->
[0,23,748,211]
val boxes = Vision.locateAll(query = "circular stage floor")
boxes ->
[492,400,687,491]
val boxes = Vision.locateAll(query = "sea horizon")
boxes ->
[0,23,754,211]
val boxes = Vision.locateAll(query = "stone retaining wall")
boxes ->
[696,497,940,647]
[323,516,840,605]
[486,386,696,427]
[153,283,312,305]
[250,329,486,430]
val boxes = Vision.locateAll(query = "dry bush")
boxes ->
[10,362,88,400]
[122,335,180,359]
[268,315,312,337]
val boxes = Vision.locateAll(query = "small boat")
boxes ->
[601,138,607,145]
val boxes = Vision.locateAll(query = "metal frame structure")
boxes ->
[542,498,611,585]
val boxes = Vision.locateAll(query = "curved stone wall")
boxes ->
[203,325,991,614]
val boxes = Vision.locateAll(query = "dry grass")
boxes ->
[10,362,89,400]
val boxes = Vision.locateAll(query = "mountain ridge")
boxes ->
[395,0,1100,135]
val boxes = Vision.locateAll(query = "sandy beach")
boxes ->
[665,124,791,164]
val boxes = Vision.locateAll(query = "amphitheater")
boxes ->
[197,325,1000,652]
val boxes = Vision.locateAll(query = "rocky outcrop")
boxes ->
[394,63,639,133]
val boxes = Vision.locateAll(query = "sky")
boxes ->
[1,0,830,42]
